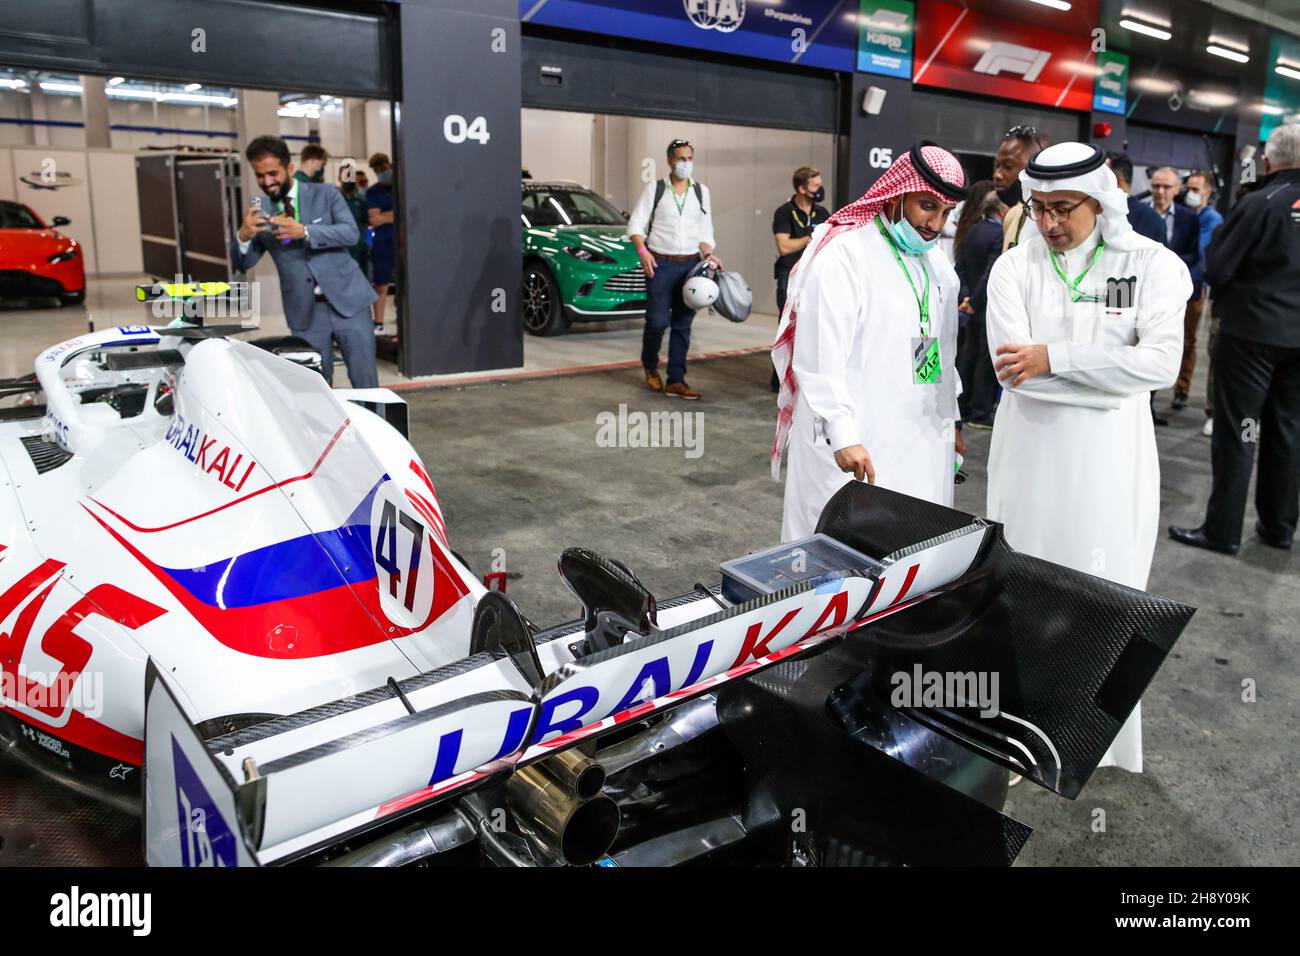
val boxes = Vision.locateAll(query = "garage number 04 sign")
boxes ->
[444,115,491,145]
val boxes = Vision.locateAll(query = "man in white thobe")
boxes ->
[772,144,969,541]
[985,142,1191,772]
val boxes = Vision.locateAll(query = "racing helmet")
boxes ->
[687,262,751,322]
[682,274,720,311]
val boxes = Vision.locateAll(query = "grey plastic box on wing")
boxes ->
[719,533,881,605]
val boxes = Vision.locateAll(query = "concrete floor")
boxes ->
[415,351,1298,866]
[1,322,1294,866]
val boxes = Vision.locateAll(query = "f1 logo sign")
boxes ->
[973,42,1050,83]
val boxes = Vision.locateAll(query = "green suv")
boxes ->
[521,181,646,336]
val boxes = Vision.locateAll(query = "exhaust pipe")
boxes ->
[506,751,620,866]
[320,809,476,867]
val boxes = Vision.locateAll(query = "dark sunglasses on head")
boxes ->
[669,139,692,151]
[1005,125,1045,150]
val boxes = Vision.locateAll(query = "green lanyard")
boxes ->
[875,217,931,335]
[1050,237,1105,302]
[672,180,689,215]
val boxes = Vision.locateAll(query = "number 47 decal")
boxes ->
[374,501,425,612]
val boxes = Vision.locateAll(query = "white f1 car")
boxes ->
[0,319,1195,867]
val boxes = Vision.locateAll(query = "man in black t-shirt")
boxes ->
[772,166,831,315]
[771,167,830,391]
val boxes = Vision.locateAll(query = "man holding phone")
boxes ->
[231,135,378,387]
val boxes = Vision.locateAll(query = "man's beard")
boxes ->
[263,180,288,201]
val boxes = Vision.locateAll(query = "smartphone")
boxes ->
[253,196,291,244]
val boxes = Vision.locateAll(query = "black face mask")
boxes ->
[996,182,1023,208]
[808,185,825,204]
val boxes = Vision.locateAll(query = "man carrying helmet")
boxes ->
[626,138,721,400]
[771,142,968,541]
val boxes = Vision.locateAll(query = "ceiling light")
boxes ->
[1188,89,1237,109]
[0,78,27,90]
[161,91,236,105]
[39,81,84,94]
[1258,104,1284,116]
[1119,17,1171,40]
[183,82,202,92]
[1206,44,1249,63]
[107,87,165,100]
[1278,61,1300,81]
[1026,0,1071,10]
[107,76,125,86]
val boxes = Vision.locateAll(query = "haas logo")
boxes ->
[1106,275,1137,310]
[973,42,1050,82]
[684,0,745,33]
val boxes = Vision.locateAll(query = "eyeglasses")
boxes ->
[668,139,692,151]
[1025,197,1091,223]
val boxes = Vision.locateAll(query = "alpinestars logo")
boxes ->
[973,41,1050,82]
[684,0,745,33]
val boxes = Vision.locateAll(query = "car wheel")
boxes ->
[522,262,568,336]
[59,291,86,307]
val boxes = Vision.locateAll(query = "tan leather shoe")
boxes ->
[645,369,664,392]
[665,381,701,400]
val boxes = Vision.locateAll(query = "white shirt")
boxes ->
[1150,201,1175,243]
[626,177,715,255]
[778,220,961,541]
[984,225,1190,773]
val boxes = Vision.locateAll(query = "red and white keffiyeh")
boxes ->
[770,144,965,479]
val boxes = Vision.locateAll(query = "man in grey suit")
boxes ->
[231,135,379,387]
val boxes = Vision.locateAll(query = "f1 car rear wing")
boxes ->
[144,483,1194,866]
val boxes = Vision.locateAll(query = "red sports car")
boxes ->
[0,200,86,305]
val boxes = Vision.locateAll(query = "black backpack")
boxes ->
[645,178,706,237]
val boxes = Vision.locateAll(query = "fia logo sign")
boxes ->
[1105,275,1137,310]
[684,0,745,33]
[172,737,237,867]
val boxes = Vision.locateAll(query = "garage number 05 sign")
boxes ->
[370,483,435,627]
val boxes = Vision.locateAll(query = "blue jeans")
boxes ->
[642,256,698,384]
